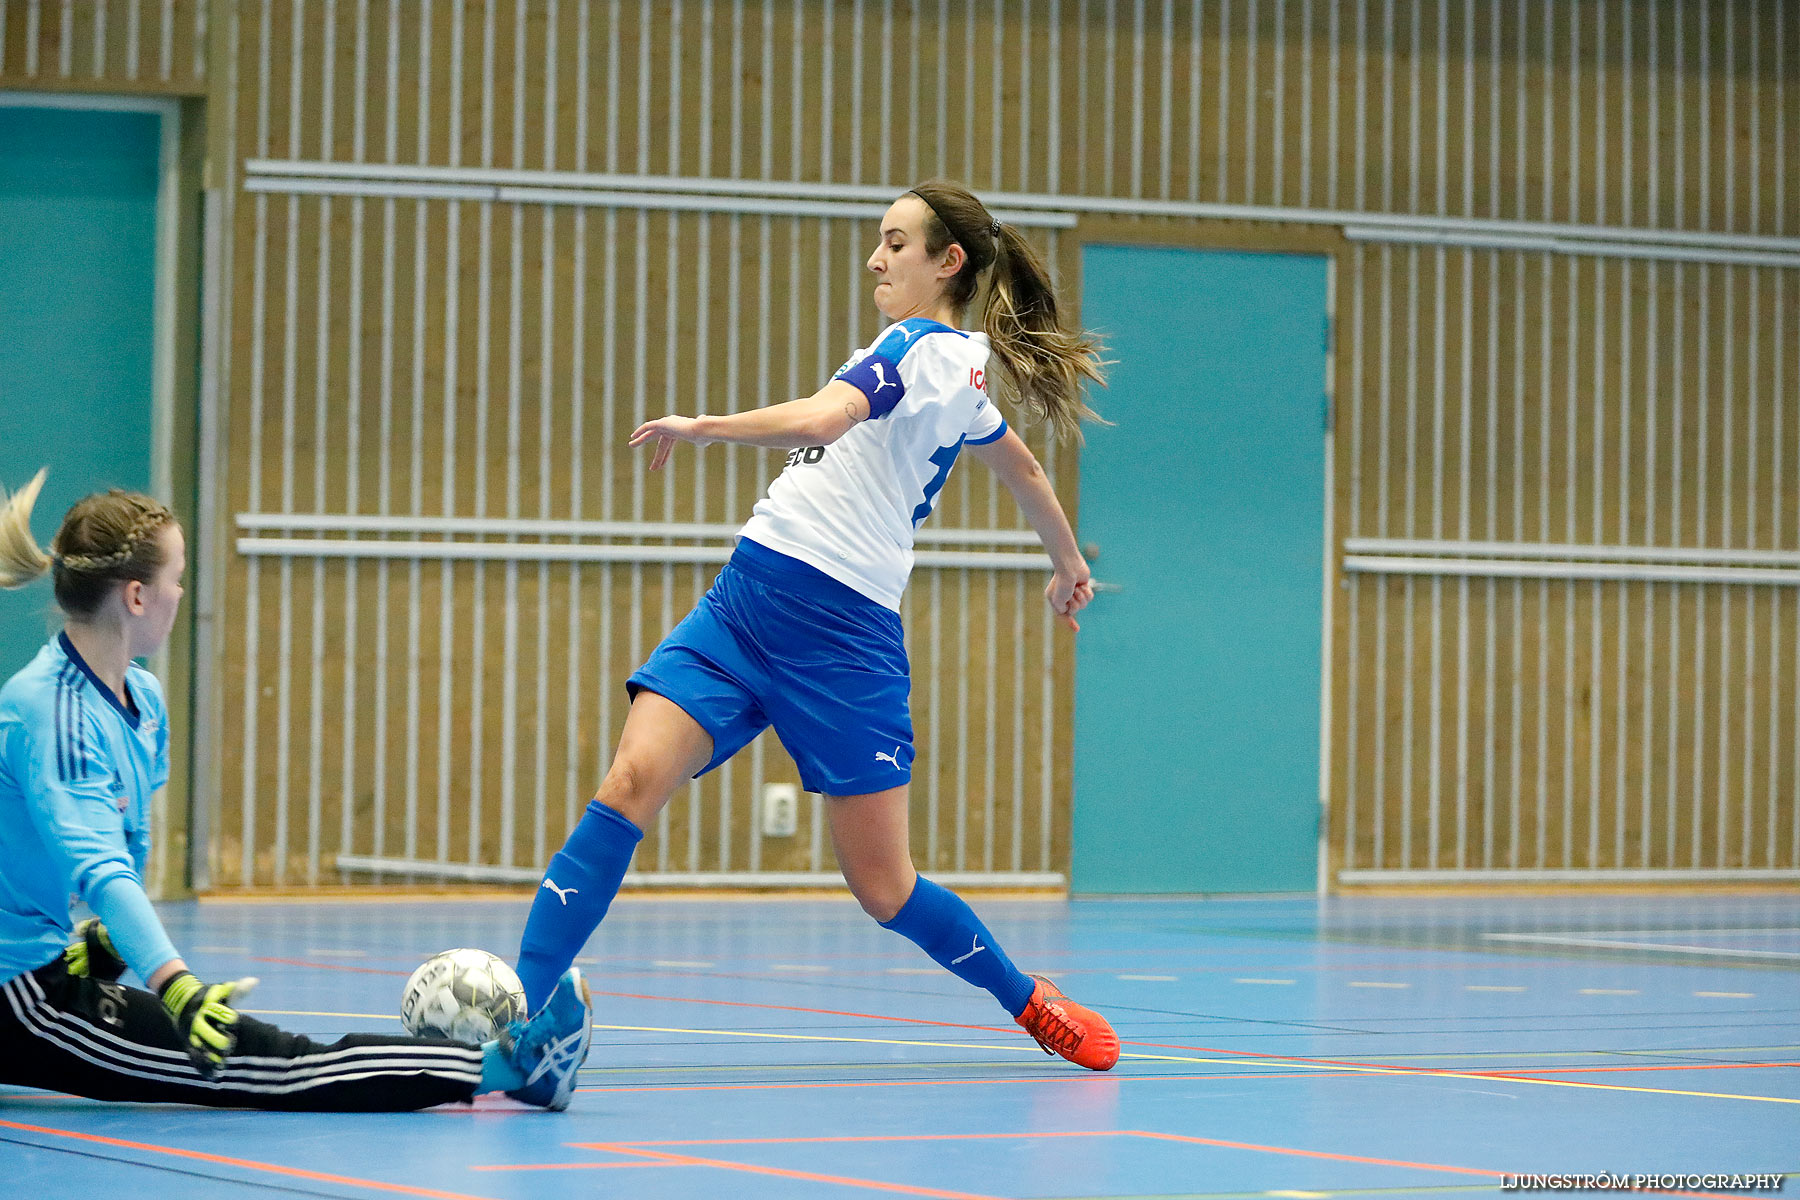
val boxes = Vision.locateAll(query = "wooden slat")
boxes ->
[177,0,1800,885]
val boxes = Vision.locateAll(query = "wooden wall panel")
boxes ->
[0,0,207,93]
[1333,244,1799,876]
[19,0,1793,887]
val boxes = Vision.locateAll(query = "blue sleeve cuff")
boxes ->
[966,418,1008,446]
[837,354,908,418]
[88,872,180,984]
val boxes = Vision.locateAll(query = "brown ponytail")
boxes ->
[907,179,1109,443]
[0,469,176,618]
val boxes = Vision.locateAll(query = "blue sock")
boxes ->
[879,875,1037,1017]
[479,1040,524,1093]
[515,800,644,1011]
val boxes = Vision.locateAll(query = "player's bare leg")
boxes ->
[830,785,1118,1071]
[827,784,918,922]
[514,691,713,1009]
[595,690,715,829]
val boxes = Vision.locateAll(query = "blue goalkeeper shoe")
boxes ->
[501,967,593,1110]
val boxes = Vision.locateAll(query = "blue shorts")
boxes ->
[627,538,915,796]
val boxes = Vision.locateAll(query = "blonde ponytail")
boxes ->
[0,469,52,589]
[0,471,178,615]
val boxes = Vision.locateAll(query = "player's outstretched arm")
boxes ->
[968,428,1094,630]
[629,381,873,468]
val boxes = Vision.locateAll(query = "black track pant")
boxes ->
[0,957,483,1111]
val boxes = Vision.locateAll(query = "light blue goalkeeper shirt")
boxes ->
[0,633,179,986]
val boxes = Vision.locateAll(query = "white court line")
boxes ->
[1493,927,1800,937]
[1234,978,1297,985]
[1485,933,1800,960]
[237,1009,1292,1066]
[652,961,715,969]
[1695,991,1757,999]
[234,1011,1800,1101]
[768,964,831,973]
[1116,974,1178,982]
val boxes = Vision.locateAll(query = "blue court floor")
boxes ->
[3,892,1796,1198]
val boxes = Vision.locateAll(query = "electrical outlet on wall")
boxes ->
[761,782,799,838]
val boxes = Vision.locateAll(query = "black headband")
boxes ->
[908,190,1000,268]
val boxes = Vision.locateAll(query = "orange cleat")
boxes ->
[1014,974,1119,1071]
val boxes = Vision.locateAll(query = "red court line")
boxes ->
[470,1161,677,1171]
[576,1142,1005,1199]
[605,1129,1506,1178]
[597,1129,1738,1200]
[1122,1037,1800,1086]
[262,955,1794,1091]
[485,1129,1743,1199]
[252,955,411,976]
[577,1069,1361,1094]
[1127,1133,1744,1197]
[0,1118,497,1200]
[1130,1131,1505,1177]
[592,1129,1511,1186]
[607,1131,1143,1148]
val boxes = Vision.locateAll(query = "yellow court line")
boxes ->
[1319,1046,1800,1063]
[1419,1069,1800,1105]
[239,1010,1800,1103]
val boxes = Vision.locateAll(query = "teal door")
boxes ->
[1073,245,1328,894]
[0,105,160,676]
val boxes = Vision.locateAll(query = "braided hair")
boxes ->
[0,469,177,617]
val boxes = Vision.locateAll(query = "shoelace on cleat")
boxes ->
[1025,999,1085,1057]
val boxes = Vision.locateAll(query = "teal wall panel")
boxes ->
[1073,245,1328,894]
[0,106,158,676]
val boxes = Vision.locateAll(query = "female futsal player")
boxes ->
[0,472,592,1110]
[516,180,1119,1071]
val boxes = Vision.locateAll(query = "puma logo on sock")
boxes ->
[541,878,579,905]
[951,935,986,966]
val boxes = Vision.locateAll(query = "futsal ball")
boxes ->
[400,948,528,1044]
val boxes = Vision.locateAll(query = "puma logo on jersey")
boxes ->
[541,878,579,905]
[868,360,900,396]
[874,746,903,768]
[890,323,922,345]
[950,935,986,965]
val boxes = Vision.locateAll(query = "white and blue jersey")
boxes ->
[740,318,1008,610]
[0,634,177,985]
[633,320,1009,794]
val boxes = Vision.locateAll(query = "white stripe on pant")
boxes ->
[0,961,484,1110]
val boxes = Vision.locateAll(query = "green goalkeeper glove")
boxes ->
[159,971,257,1078]
[63,918,128,982]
